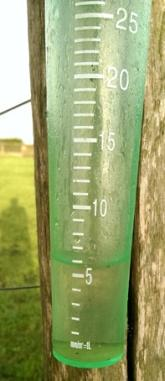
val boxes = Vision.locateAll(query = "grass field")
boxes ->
[0,156,43,381]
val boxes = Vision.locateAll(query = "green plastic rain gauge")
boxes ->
[45,0,151,369]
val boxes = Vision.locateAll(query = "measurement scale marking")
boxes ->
[72,218,85,222]
[72,273,85,279]
[71,331,80,335]
[71,4,100,326]
[71,317,80,321]
[72,288,81,292]
[74,50,99,55]
[75,1,105,6]
[74,62,99,67]
[73,193,88,197]
[75,13,114,20]
[74,73,104,79]
[72,303,81,307]
[75,26,101,31]
[74,88,96,92]
[74,38,101,43]
[73,166,91,170]
[73,126,94,130]
[73,179,90,183]
[72,232,84,236]
[74,100,96,104]
[74,113,94,117]
[72,245,84,250]
[73,137,97,143]
[72,6,87,342]
[73,204,91,210]
[74,152,92,157]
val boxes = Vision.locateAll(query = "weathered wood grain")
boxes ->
[130,0,165,380]
[27,1,127,380]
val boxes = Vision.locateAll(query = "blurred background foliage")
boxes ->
[0,153,43,381]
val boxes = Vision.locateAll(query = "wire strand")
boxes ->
[0,285,40,292]
[0,99,31,116]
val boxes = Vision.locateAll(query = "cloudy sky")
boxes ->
[0,0,33,144]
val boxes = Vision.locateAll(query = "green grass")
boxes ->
[0,156,43,381]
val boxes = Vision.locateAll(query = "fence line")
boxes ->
[0,99,31,116]
[0,285,40,292]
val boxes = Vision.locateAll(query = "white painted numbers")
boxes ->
[116,8,138,34]
[105,66,129,91]
[93,199,108,218]
[85,268,93,285]
[99,130,115,152]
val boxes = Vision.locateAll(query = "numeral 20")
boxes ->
[106,66,129,91]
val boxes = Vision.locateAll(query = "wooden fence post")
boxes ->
[129,1,165,380]
[27,1,164,380]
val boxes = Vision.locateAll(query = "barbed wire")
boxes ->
[0,99,31,116]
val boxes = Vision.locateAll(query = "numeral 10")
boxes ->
[93,199,107,218]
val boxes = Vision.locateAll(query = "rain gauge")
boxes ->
[45,0,151,369]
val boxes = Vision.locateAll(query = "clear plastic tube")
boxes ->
[46,0,152,368]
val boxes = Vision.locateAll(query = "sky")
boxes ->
[0,0,33,144]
